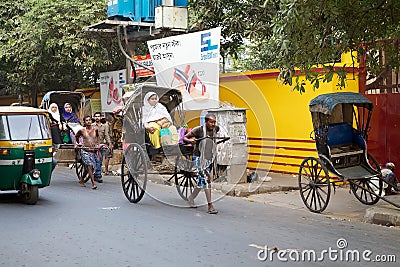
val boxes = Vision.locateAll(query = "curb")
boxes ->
[364,206,400,227]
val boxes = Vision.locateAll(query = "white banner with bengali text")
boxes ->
[147,27,221,110]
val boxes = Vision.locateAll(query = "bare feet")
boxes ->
[188,196,196,208]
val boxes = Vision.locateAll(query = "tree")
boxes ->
[190,0,400,92]
[189,0,273,72]
[0,0,125,105]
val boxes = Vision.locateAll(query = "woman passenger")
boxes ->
[142,91,172,149]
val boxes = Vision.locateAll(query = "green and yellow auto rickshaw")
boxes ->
[0,106,53,204]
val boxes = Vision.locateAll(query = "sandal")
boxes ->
[92,185,97,190]
[79,181,86,187]
[207,207,218,214]
[104,171,113,176]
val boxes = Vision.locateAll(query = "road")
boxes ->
[0,166,399,267]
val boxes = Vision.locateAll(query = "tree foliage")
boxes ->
[190,0,400,92]
[0,0,125,103]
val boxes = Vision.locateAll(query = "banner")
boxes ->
[147,27,221,110]
[130,54,154,78]
[99,69,126,112]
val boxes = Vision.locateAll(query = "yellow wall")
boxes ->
[219,61,359,174]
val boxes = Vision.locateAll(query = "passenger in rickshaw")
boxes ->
[183,113,219,214]
[47,103,63,145]
[62,102,80,143]
[47,103,63,172]
[142,91,173,149]
[74,115,99,190]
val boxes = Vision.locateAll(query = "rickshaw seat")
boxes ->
[327,123,365,158]
[327,123,353,147]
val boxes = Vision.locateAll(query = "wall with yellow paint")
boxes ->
[219,55,360,175]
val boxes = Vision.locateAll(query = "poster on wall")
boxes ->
[99,69,126,112]
[147,27,221,110]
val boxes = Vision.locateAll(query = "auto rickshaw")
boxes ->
[0,106,54,204]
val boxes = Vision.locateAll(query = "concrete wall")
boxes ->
[219,55,359,175]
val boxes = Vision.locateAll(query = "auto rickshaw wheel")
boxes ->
[174,156,197,201]
[23,183,39,205]
[350,152,382,205]
[121,143,147,203]
[298,157,331,213]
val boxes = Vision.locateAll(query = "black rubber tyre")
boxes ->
[174,156,197,201]
[121,143,147,203]
[24,184,39,205]
[299,157,331,213]
[350,152,382,205]
[75,160,90,183]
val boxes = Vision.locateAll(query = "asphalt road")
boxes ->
[0,167,399,267]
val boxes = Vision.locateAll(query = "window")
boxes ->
[6,114,50,140]
[0,115,10,140]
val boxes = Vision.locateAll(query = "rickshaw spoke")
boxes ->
[315,188,327,205]
[311,189,316,210]
[304,186,313,202]
[350,177,381,205]
[175,169,196,201]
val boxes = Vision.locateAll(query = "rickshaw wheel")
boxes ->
[75,160,90,183]
[23,184,39,205]
[298,157,331,213]
[174,156,197,201]
[121,143,147,203]
[350,152,382,205]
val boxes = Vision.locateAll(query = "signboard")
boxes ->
[147,27,221,110]
[89,99,102,114]
[130,54,154,78]
[99,69,126,112]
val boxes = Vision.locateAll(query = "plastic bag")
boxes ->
[61,131,71,144]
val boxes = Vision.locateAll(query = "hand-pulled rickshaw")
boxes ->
[299,92,400,213]
[39,91,89,182]
[120,84,229,203]
[0,106,53,204]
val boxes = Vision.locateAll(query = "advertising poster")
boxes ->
[99,69,126,112]
[147,27,221,110]
[130,54,154,78]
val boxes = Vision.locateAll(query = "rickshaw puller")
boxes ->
[74,115,99,190]
[183,113,219,214]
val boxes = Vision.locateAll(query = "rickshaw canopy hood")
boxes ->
[39,91,85,111]
[309,92,373,115]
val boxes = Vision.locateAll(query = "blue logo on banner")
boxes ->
[200,32,218,60]
[201,32,218,52]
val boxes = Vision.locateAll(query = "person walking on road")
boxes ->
[74,115,99,190]
[92,112,113,183]
[103,114,115,175]
[183,113,220,214]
